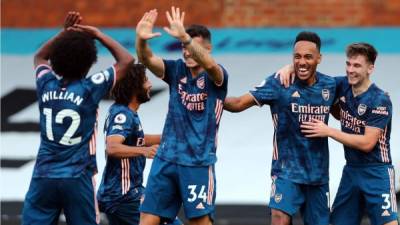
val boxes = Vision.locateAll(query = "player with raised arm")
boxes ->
[22,12,134,225]
[97,64,182,225]
[300,43,398,225]
[224,31,336,225]
[136,7,228,225]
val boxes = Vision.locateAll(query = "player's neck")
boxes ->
[305,75,316,86]
[352,79,371,97]
[189,66,204,78]
[128,101,139,112]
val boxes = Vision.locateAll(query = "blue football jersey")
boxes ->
[97,104,146,204]
[250,72,336,184]
[335,76,392,164]
[33,64,116,178]
[157,59,228,166]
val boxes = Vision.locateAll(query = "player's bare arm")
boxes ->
[136,9,164,78]
[106,136,158,159]
[34,11,82,68]
[144,134,161,146]
[164,6,224,85]
[71,24,134,81]
[223,93,256,112]
[301,118,381,152]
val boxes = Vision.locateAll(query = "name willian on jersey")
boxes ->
[42,90,84,106]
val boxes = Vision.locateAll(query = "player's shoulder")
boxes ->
[84,66,115,86]
[164,58,183,68]
[109,103,133,114]
[368,84,392,107]
[316,72,336,85]
[266,73,281,84]
[109,104,136,121]
[255,73,281,89]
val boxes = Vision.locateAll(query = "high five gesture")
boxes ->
[137,7,229,225]
[136,9,162,41]
[163,7,189,42]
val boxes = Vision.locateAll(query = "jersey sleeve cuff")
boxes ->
[365,125,384,131]
[35,64,52,79]
[249,92,262,107]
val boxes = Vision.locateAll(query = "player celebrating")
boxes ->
[224,31,336,225]
[22,12,134,225]
[136,7,228,225]
[300,43,398,225]
[97,64,182,225]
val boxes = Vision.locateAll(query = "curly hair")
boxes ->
[112,64,148,105]
[50,31,97,80]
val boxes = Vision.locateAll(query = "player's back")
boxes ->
[34,64,115,178]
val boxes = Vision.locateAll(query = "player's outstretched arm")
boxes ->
[224,93,257,112]
[106,136,158,159]
[144,134,161,146]
[136,9,164,78]
[163,6,224,85]
[71,24,134,81]
[300,119,381,152]
[34,11,82,68]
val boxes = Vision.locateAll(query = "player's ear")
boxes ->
[204,42,212,53]
[317,53,322,64]
[367,63,374,75]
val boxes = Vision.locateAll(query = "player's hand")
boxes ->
[275,64,295,88]
[68,24,101,38]
[63,11,82,30]
[144,145,158,159]
[163,6,190,42]
[136,9,162,41]
[300,118,331,137]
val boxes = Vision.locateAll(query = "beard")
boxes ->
[137,90,150,103]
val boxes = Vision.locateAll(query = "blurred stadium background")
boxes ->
[1,0,399,224]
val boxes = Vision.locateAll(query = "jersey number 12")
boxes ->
[43,108,82,145]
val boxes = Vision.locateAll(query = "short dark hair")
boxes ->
[346,42,378,65]
[111,64,147,105]
[50,31,97,80]
[294,31,321,51]
[186,24,211,43]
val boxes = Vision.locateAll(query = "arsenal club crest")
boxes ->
[358,104,367,116]
[322,89,330,101]
[197,76,205,89]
